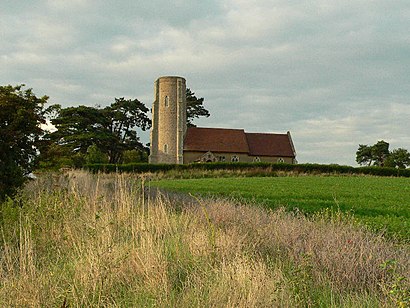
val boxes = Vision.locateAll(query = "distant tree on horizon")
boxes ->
[356,141,410,169]
[385,148,410,169]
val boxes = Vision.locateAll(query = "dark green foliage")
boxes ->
[356,141,410,168]
[356,144,373,166]
[84,162,410,177]
[385,148,410,169]
[0,164,26,202]
[46,105,112,154]
[105,97,151,163]
[85,144,109,164]
[121,149,149,163]
[42,97,151,166]
[186,88,210,127]
[0,84,47,201]
[371,140,390,166]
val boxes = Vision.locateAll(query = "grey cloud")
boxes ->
[1,0,409,165]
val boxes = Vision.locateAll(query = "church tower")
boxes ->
[149,76,187,164]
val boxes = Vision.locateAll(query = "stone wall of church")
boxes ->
[149,76,186,164]
[183,151,294,164]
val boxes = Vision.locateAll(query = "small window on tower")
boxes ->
[164,96,169,107]
[164,144,168,154]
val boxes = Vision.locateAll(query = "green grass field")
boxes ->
[1,172,409,306]
[150,176,410,241]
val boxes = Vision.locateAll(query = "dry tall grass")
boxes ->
[0,171,408,307]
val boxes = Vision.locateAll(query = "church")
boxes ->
[149,76,297,164]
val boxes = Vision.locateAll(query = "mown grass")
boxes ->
[0,171,409,307]
[150,176,410,241]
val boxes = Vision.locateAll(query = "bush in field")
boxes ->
[121,149,148,163]
[85,144,109,164]
[84,162,410,178]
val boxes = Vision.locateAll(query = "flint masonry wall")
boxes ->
[149,76,186,164]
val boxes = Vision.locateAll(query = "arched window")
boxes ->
[253,157,261,162]
[164,96,169,107]
[164,144,168,154]
[231,155,239,162]
[277,157,284,163]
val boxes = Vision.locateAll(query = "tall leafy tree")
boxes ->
[104,97,151,163]
[356,144,373,166]
[356,141,389,167]
[385,148,410,169]
[44,98,151,165]
[186,88,210,127]
[0,85,47,200]
[356,140,410,168]
[371,140,390,166]
[45,105,112,154]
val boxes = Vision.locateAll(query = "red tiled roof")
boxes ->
[184,127,296,158]
[246,133,295,157]
[183,127,249,153]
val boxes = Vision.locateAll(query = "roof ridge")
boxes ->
[245,132,287,136]
[190,126,245,132]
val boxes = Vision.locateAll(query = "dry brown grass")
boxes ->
[0,171,408,307]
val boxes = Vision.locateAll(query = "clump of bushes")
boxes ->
[84,162,410,178]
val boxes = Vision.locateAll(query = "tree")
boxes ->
[45,105,111,155]
[356,141,410,169]
[356,140,390,167]
[104,97,151,163]
[44,98,151,165]
[356,144,373,166]
[385,148,410,169]
[371,140,390,166]
[121,149,148,163]
[186,88,210,127]
[0,85,47,201]
[85,144,109,164]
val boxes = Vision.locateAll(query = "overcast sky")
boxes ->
[1,0,409,165]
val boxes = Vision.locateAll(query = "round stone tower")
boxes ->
[149,76,187,164]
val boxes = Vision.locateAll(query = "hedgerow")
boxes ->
[84,162,410,177]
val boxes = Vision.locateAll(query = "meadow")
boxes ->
[0,171,409,307]
[150,176,410,241]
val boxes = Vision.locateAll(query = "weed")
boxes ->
[0,171,408,306]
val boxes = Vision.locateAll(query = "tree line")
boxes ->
[356,140,410,169]
[2,83,410,202]
[0,84,209,201]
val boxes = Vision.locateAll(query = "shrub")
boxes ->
[84,162,410,178]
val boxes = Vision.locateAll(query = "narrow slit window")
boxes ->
[164,96,169,107]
